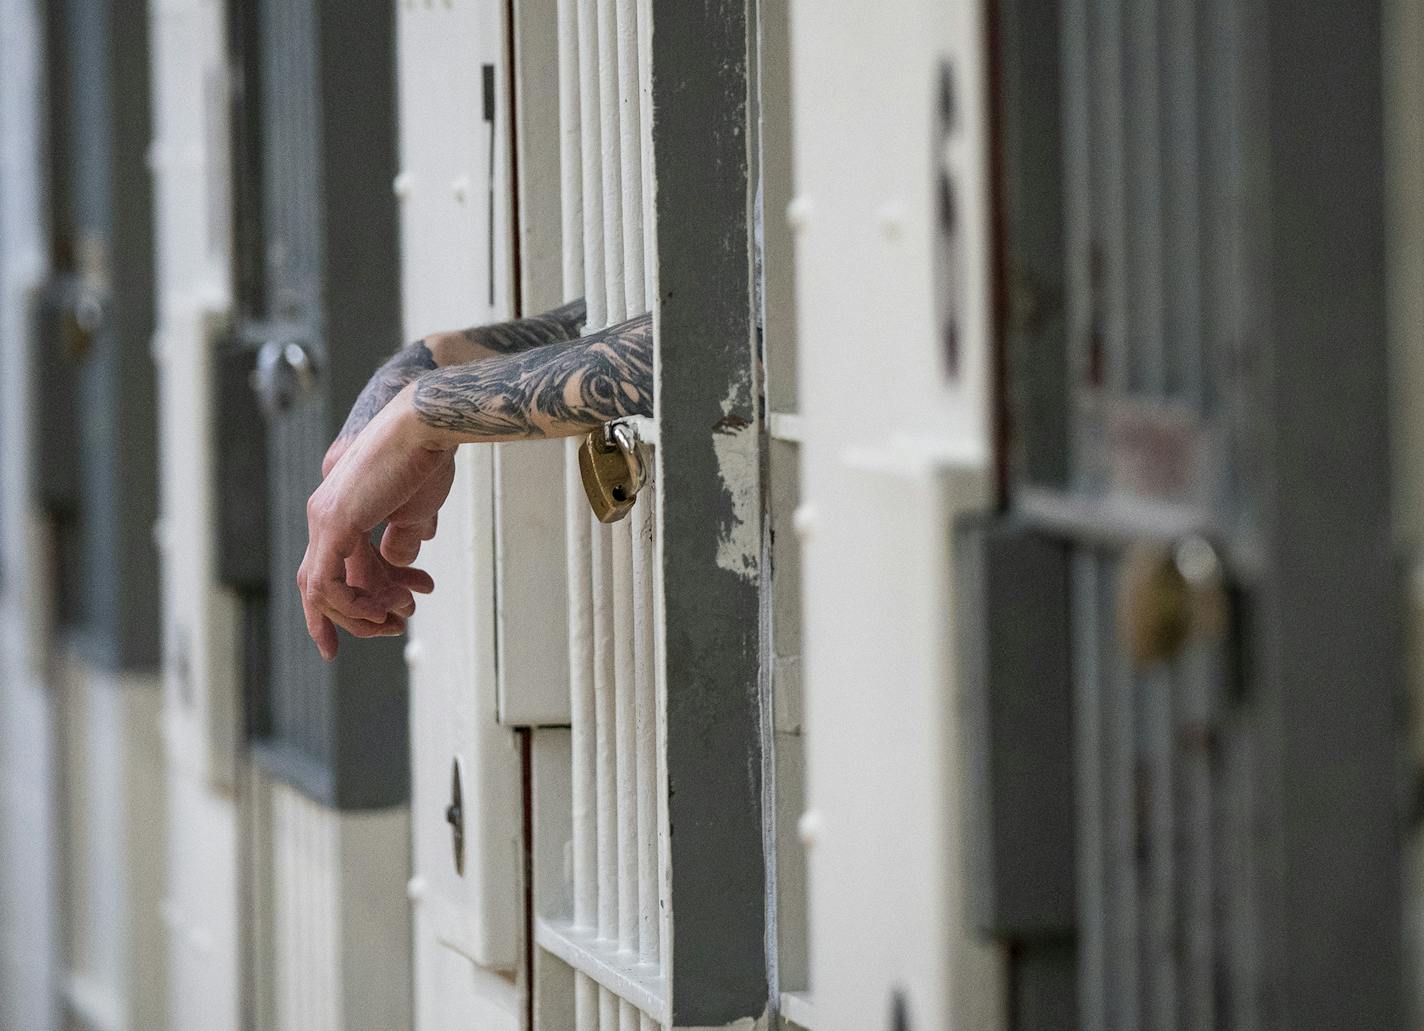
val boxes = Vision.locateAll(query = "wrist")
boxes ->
[393,380,462,452]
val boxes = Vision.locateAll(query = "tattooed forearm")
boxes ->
[337,341,438,440]
[335,299,588,445]
[459,297,588,357]
[411,311,652,441]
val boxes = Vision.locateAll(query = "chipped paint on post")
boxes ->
[649,0,769,1025]
[712,393,761,580]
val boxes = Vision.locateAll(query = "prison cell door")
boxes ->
[974,0,1404,1027]
[35,0,170,1027]
[226,1,412,1027]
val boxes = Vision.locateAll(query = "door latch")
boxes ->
[251,338,318,418]
[446,757,465,877]
[578,421,649,523]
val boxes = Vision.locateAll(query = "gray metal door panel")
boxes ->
[33,0,159,672]
[976,0,1403,1027]
[227,0,406,809]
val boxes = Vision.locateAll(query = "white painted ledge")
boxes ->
[534,917,667,1021]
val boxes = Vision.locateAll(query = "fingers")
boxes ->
[322,436,352,478]
[390,565,435,594]
[299,537,414,661]
[327,609,407,640]
[380,516,436,568]
[381,455,455,567]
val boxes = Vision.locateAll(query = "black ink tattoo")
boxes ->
[334,299,588,443]
[337,340,437,440]
[460,297,588,356]
[412,311,652,440]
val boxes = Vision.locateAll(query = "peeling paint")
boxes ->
[711,398,761,581]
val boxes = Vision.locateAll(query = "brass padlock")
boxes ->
[578,421,647,523]
[1119,536,1227,667]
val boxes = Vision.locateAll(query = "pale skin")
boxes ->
[298,299,653,659]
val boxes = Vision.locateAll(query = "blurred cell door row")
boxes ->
[974,0,1405,1027]
[223,0,412,1028]
[33,0,168,1028]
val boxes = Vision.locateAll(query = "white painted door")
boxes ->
[787,0,1005,1028]
[147,0,244,1024]
[396,2,525,1026]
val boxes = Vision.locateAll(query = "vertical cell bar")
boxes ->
[569,2,602,1028]
[614,517,638,1031]
[1073,549,1107,1031]
[557,0,585,296]
[597,0,625,323]
[1195,0,1242,420]
[1160,0,1202,404]
[633,488,659,958]
[1123,0,1167,398]
[1143,664,1177,1031]
[1176,646,1215,1029]
[578,0,607,330]
[615,0,645,315]
[566,437,598,1031]
[1060,0,1094,485]
[1090,0,1130,396]
[1105,561,1140,1031]
[636,0,655,307]
[592,518,618,1029]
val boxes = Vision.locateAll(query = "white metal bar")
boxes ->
[632,487,658,967]
[564,3,599,1025]
[591,517,618,1029]
[556,0,585,297]
[614,515,638,1031]
[578,0,607,329]
[535,918,668,1020]
[615,0,645,315]
[636,0,655,306]
[597,0,626,323]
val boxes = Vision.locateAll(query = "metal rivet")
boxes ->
[406,875,428,901]
[792,503,818,540]
[786,196,814,230]
[797,809,822,847]
[393,171,414,199]
[451,174,471,203]
[938,59,957,132]
[403,639,424,666]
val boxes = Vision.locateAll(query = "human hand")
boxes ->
[299,384,452,659]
